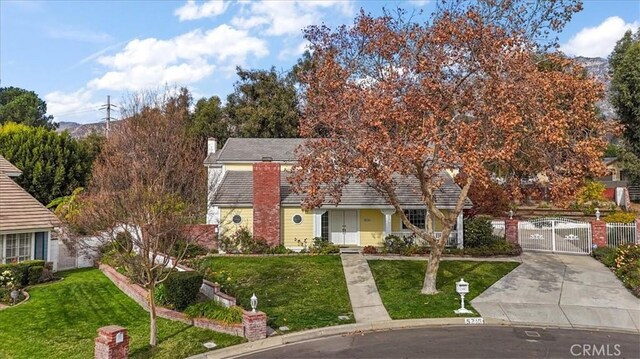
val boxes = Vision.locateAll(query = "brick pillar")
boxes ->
[591,220,607,248]
[505,219,518,244]
[95,326,128,359]
[242,310,267,341]
[253,161,281,246]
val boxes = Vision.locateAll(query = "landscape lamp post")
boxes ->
[250,293,258,313]
[454,278,473,314]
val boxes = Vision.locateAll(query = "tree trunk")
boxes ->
[422,248,442,294]
[148,286,158,346]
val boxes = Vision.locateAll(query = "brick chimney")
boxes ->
[253,158,281,246]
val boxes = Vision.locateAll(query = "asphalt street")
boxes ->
[238,326,640,359]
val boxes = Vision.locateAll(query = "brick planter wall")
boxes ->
[99,263,265,340]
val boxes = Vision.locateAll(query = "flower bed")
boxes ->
[592,244,640,297]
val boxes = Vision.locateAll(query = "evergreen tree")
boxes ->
[0,87,57,129]
[0,122,91,204]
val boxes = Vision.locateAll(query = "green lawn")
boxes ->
[194,256,354,331]
[369,260,519,319]
[0,268,245,359]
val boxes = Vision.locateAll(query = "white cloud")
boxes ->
[408,0,431,6]
[88,24,268,91]
[561,16,639,58]
[279,41,309,60]
[175,0,228,21]
[45,88,102,120]
[232,0,354,36]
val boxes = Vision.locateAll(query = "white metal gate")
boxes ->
[518,217,592,254]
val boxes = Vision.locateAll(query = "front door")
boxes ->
[330,210,358,245]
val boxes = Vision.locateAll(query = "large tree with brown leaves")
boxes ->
[290,3,607,294]
[74,90,207,346]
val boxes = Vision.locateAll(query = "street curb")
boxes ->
[187,318,510,359]
[189,317,640,359]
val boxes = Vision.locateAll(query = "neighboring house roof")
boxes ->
[0,155,22,177]
[213,171,472,209]
[0,173,60,232]
[205,138,306,164]
[603,157,618,166]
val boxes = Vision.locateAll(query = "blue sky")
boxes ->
[1,0,638,124]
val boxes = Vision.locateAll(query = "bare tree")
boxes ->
[75,90,207,346]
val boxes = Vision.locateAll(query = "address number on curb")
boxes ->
[464,318,484,325]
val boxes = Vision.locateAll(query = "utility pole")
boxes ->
[100,95,117,138]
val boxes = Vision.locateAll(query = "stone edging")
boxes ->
[0,289,30,310]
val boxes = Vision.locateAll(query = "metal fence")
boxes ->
[605,222,638,247]
[491,220,506,239]
[518,217,592,254]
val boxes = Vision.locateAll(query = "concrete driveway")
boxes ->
[471,252,640,332]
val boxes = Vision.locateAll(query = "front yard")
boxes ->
[0,268,244,359]
[192,255,354,331]
[369,260,519,319]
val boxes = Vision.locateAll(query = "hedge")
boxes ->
[163,271,203,311]
[0,260,46,287]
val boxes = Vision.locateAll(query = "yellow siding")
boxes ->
[219,207,253,236]
[282,208,313,247]
[359,209,384,246]
[224,163,293,171]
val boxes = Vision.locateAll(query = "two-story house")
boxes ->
[205,138,471,250]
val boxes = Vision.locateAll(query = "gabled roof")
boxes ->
[0,173,60,232]
[213,171,472,209]
[0,155,22,177]
[205,138,305,164]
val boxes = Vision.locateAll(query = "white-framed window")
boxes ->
[4,233,32,263]
[402,209,427,230]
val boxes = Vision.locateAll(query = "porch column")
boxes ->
[456,212,464,249]
[313,209,327,238]
[380,209,396,238]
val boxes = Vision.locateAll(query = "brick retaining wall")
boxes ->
[99,264,254,338]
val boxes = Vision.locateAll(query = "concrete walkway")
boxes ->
[340,253,391,323]
[472,252,640,332]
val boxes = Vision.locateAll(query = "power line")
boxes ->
[99,95,118,138]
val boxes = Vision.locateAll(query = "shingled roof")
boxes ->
[205,138,305,164]
[0,155,22,177]
[213,171,472,209]
[0,170,60,233]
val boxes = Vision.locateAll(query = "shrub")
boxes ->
[382,234,416,254]
[171,240,210,259]
[265,244,294,255]
[0,260,46,287]
[362,245,378,254]
[184,301,244,324]
[463,216,497,248]
[308,237,340,254]
[461,240,522,256]
[163,271,204,311]
[27,266,44,285]
[592,247,617,267]
[603,211,637,223]
[219,228,272,254]
[154,283,170,307]
[613,244,640,296]
[113,231,133,253]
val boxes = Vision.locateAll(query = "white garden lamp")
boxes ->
[250,293,258,312]
[595,208,601,220]
[454,278,473,314]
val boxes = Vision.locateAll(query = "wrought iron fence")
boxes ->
[605,222,638,247]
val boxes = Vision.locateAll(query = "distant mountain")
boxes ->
[574,56,616,119]
[55,120,118,139]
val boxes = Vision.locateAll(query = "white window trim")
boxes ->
[292,214,303,225]
[1,232,35,264]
